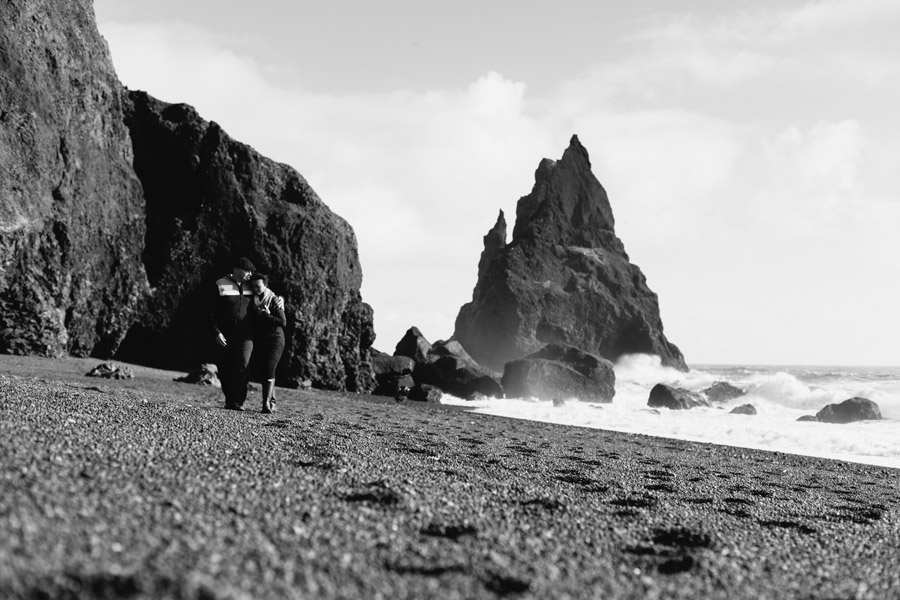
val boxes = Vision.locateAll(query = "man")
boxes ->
[210,257,257,410]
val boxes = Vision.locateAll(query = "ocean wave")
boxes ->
[441,354,900,468]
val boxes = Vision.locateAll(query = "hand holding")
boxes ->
[215,333,227,347]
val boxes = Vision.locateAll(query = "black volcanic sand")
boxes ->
[1,356,898,599]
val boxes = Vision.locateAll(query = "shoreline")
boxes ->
[444,395,900,471]
[1,355,899,598]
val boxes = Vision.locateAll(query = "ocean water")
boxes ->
[441,354,900,469]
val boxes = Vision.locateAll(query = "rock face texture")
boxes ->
[382,327,502,400]
[394,326,432,364]
[815,397,882,424]
[454,136,686,372]
[370,350,415,397]
[118,92,374,391]
[648,384,709,411]
[704,382,745,404]
[415,339,502,400]
[501,343,615,403]
[0,0,148,358]
[0,1,375,391]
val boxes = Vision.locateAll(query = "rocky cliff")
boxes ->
[0,0,148,357]
[0,0,374,391]
[454,136,687,371]
[118,92,374,391]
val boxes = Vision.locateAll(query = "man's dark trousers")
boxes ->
[219,337,253,409]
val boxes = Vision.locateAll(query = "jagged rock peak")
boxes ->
[488,210,507,240]
[454,135,687,372]
[478,210,507,280]
[512,134,615,248]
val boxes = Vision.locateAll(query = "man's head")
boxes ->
[233,257,256,281]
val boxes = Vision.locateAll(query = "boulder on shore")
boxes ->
[454,136,686,372]
[394,327,432,364]
[370,350,415,397]
[815,397,882,424]
[86,363,135,380]
[501,343,615,403]
[174,363,221,387]
[730,404,757,416]
[387,328,503,400]
[408,384,443,403]
[704,382,745,403]
[648,384,709,410]
[419,339,502,400]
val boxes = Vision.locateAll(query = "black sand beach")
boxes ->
[1,355,898,599]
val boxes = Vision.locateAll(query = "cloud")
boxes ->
[762,120,863,196]
[634,0,900,47]
[767,0,900,43]
[613,0,900,97]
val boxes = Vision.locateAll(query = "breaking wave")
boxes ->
[442,354,900,468]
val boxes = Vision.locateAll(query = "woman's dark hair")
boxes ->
[250,273,269,285]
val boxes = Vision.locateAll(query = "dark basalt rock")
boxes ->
[0,1,375,393]
[501,343,615,403]
[394,326,432,364]
[371,349,415,397]
[648,384,710,410]
[704,382,745,403]
[174,363,221,388]
[729,404,757,416]
[796,415,818,422]
[408,383,443,403]
[372,351,416,380]
[418,339,502,400]
[86,363,135,380]
[454,136,686,372]
[387,329,503,399]
[116,91,375,392]
[815,397,882,424]
[0,0,148,358]
[457,375,504,400]
[376,374,415,398]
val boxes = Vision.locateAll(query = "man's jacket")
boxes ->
[210,275,254,339]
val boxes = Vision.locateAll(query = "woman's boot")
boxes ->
[261,379,275,413]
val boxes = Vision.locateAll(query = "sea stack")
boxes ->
[454,135,687,372]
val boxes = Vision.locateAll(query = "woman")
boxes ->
[249,273,286,413]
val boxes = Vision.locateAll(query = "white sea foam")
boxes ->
[442,355,900,469]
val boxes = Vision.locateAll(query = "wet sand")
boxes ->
[1,355,898,599]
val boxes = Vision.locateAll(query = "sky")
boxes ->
[92,0,900,367]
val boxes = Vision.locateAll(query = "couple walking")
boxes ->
[210,257,286,413]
